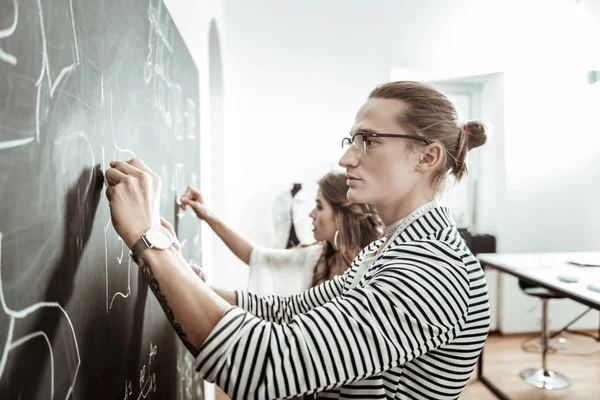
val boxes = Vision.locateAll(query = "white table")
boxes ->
[476,252,600,399]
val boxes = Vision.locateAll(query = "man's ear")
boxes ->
[416,143,444,172]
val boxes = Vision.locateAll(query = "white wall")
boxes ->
[219,0,600,303]
[502,69,600,254]
[219,0,514,288]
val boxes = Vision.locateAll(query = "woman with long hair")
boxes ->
[179,171,382,295]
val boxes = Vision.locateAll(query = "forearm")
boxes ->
[210,286,237,306]
[138,247,231,355]
[205,215,254,265]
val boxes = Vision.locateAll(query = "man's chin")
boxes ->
[347,188,367,204]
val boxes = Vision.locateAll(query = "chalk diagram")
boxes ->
[171,166,202,267]
[0,0,80,151]
[104,218,133,313]
[190,226,202,267]
[176,349,202,400]
[144,0,197,141]
[102,89,137,314]
[0,232,81,400]
[123,343,158,400]
[0,0,128,314]
[0,0,18,67]
[1,1,202,398]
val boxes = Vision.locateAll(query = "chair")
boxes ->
[518,279,571,390]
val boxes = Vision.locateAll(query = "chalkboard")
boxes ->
[0,0,203,399]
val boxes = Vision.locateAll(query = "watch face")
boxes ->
[145,226,174,250]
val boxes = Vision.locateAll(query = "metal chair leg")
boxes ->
[519,299,571,390]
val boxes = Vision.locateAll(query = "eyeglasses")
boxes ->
[341,132,431,159]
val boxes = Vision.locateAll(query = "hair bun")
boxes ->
[465,121,488,151]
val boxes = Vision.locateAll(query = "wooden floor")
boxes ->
[461,332,600,399]
[216,332,600,399]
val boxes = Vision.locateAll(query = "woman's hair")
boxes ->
[311,172,383,287]
[369,81,488,191]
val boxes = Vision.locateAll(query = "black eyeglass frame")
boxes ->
[341,132,432,158]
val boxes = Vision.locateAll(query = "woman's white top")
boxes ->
[247,244,323,297]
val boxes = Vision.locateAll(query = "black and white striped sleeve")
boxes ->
[235,271,346,324]
[196,259,470,399]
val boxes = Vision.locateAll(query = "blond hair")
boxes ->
[369,81,488,191]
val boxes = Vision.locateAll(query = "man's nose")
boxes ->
[339,146,358,168]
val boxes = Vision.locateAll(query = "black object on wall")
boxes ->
[286,183,303,249]
[459,229,497,256]
[471,234,497,255]
[0,0,202,399]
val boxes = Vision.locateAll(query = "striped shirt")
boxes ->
[195,205,490,399]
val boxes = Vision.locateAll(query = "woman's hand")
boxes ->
[160,216,181,252]
[105,158,161,249]
[181,186,253,265]
[189,263,208,282]
[180,186,212,221]
[160,215,207,281]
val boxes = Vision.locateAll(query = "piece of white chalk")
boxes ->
[176,196,183,206]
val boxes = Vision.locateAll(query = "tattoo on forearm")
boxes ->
[141,259,200,357]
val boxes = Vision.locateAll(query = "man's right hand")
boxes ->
[180,186,212,221]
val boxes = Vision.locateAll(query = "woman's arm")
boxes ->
[180,186,254,265]
[210,286,237,306]
[215,244,354,322]
[236,271,346,323]
[209,251,348,321]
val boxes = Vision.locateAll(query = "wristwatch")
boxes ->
[131,226,175,264]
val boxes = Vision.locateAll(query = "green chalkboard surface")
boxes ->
[0,0,203,398]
